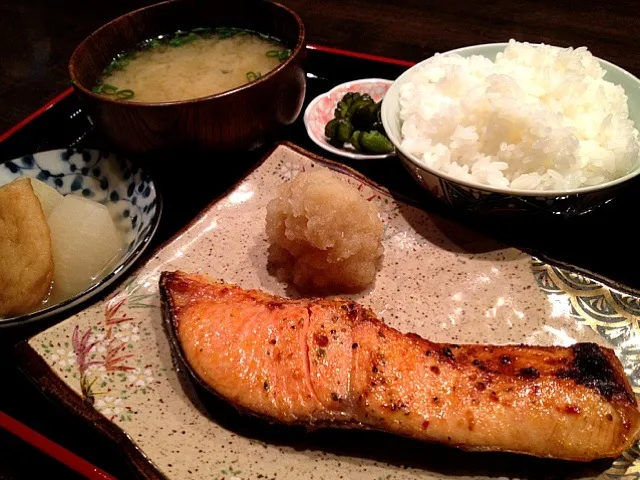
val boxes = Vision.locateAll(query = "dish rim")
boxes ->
[0,148,163,328]
[381,41,640,197]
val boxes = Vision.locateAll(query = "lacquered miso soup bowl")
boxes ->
[69,0,306,154]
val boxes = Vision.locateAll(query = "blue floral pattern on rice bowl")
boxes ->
[399,153,624,217]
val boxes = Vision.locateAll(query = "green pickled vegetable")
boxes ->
[325,118,340,141]
[360,130,394,154]
[350,130,363,152]
[342,92,358,103]
[345,98,373,123]
[335,119,354,144]
[334,99,350,119]
[334,92,360,118]
[323,91,394,155]
[351,101,377,129]
[327,119,353,147]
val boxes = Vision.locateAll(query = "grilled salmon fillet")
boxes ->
[160,271,640,461]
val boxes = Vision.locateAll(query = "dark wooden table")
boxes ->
[1,0,640,478]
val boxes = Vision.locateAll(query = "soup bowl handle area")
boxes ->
[69,0,307,154]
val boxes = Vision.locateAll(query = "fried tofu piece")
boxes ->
[0,178,54,316]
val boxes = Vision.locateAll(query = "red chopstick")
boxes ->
[0,411,117,480]
[0,87,74,143]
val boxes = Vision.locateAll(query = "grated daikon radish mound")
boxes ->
[265,170,384,293]
[399,39,640,190]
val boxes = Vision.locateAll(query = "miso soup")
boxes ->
[93,28,291,103]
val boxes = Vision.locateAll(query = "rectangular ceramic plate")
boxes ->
[18,143,640,480]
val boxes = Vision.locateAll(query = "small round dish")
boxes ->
[304,78,395,160]
[0,148,162,328]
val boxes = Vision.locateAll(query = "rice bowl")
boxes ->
[397,40,639,192]
[381,42,640,216]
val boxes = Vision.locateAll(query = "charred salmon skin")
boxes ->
[160,271,640,461]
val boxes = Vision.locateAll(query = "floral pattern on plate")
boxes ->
[40,275,163,422]
[25,143,640,480]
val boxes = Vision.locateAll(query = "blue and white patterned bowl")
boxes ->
[0,148,162,327]
[381,42,640,217]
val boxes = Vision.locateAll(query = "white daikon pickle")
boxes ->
[30,178,63,217]
[47,195,122,299]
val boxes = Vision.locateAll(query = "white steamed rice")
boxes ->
[399,39,640,190]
